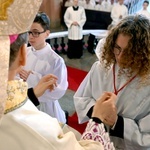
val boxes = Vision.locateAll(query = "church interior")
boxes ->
[1,0,150,149]
[39,0,150,118]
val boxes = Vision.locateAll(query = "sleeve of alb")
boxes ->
[87,105,94,118]
[109,115,124,139]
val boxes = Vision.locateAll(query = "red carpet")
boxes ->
[67,66,88,91]
[67,66,88,134]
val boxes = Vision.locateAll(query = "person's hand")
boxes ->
[92,92,118,127]
[19,69,33,81]
[119,15,122,19]
[33,74,58,97]
[72,21,78,26]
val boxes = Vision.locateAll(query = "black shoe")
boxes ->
[64,110,69,124]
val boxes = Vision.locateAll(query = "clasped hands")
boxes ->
[119,15,123,19]
[92,92,118,127]
[72,21,79,26]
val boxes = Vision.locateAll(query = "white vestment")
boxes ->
[24,43,68,123]
[95,4,103,11]
[137,9,150,20]
[111,3,128,25]
[0,100,105,150]
[65,1,73,7]
[101,0,112,12]
[0,80,114,150]
[83,3,94,10]
[74,61,150,149]
[64,6,86,40]
[82,0,95,7]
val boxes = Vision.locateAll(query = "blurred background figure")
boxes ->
[64,0,86,59]
[137,0,150,19]
[65,0,73,7]
[101,0,112,12]
[83,0,95,10]
[109,0,128,27]
[95,0,103,11]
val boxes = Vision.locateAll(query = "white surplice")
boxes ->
[82,3,94,10]
[24,43,68,123]
[111,2,128,25]
[65,1,73,7]
[137,9,150,20]
[101,0,112,12]
[74,61,150,149]
[64,6,86,40]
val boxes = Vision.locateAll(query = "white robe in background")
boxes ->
[74,61,150,149]
[95,4,103,11]
[83,2,95,10]
[78,0,84,6]
[65,1,73,7]
[24,43,68,123]
[64,6,86,40]
[111,2,128,25]
[89,0,96,6]
[137,9,150,20]
[101,0,112,12]
[82,0,96,7]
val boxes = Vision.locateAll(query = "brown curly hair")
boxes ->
[101,15,150,81]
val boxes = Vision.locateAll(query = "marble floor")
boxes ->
[58,47,98,116]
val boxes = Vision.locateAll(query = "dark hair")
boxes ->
[143,0,149,5]
[101,15,150,80]
[9,32,28,67]
[34,12,50,30]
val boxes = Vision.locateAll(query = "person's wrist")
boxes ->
[111,115,118,129]
[33,86,40,98]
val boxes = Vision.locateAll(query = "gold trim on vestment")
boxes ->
[4,97,27,114]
